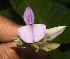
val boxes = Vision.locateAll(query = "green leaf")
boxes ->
[0,10,11,19]
[49,49,63,59]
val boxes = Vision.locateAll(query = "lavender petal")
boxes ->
[33,24,46,42]
[18,25,33,43]
[23,7,34,24]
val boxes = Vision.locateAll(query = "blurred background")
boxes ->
[0,0,70,59]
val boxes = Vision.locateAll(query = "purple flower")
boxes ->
[18,7,46,43]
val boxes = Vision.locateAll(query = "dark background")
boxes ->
[0,0,70,59]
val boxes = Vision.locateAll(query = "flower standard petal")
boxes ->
[23,7,34,24]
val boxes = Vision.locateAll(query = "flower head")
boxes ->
[18,7,66,44]
[18,7,46,43]
[16,7,66,52]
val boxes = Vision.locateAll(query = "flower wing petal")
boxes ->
[33,24,46,42]
[18,25,33,43]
